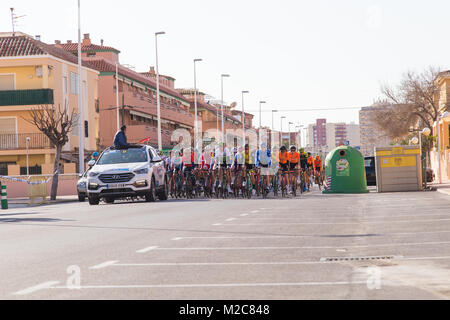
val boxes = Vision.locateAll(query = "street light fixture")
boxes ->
[221,74,230,143]
[241,90,249,148]
[155,31,166,151]
[193,58,202,148]
[259,101,266,128]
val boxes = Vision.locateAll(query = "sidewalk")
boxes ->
[429,182,450,196]
[3,195,79,209]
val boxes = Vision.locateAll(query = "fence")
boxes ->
[0,133,53,150]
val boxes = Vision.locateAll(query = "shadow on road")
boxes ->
[0,218,75,224]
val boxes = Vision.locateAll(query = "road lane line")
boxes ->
[172,231,450,241]
[212,223,223,226]
[171,237,183,241]
[114,261,338,267]
[213,218,450,226]
[251,210,260,213]
[50,281,369,290]
[13,281,60,296]
[136,246,158,253]
[240,214,249,217]
[89,261,119,270]
[226,218,237,222]
[145,241,450,251]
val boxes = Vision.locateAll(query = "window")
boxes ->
[0,74,15,90]
[63,76,68,94]
[70,72,79,95]
[0,117,17,149]
[84,120,89,138]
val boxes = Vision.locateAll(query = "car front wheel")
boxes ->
[145,177,156,202]
[88,196,100,206]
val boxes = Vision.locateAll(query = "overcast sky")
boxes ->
[1,0,449,131]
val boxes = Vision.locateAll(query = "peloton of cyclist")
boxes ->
[214,142,233,194]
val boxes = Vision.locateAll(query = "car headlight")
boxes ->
[89,172,100,177]
[134,168,148,175]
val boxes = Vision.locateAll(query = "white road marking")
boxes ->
[89,261,119,270]
[13,281,60,296]
[146,241,450,251]
[212,223,223,226]
[226,218,236,222]
[113,261,338,267]
[171,237,183,241]
[50,281,369,290]
[240,214,249,217]
[170,231,450,241]
[403,256,450,261]
[136,246,158,253]
[238,213,450,220]
[251,210,260,213]
[215,218,450,226]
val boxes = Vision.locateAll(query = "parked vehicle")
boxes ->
[364,156,377,186]
[77,171,89,202]
[86,145,168,205]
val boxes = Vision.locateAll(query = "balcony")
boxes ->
[0,133,53,150]
[0,89,54,107]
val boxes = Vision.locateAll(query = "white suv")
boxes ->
[87,145,168,205]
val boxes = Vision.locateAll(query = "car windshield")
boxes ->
[97,149,148,165]
[364,159,373,167]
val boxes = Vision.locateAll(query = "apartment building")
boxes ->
[0,32,99,175]
[359,105,393,157]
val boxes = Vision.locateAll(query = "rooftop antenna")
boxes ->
[10,8,26,36]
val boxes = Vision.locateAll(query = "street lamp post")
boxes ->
[280,116,286,146]
[271,110,278,131]
[77,0,85,174]
[26,137,30,176]
[115,62,120,131]
[436,111,450,184]
[193,59,202,148]
[259,101,266,128]
[241,90,249,148]
[288,122,293,147]
[155,31,165,151]
[221,74,230,143]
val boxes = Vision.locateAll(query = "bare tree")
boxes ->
[379,67,445,135]
[24,104,74,200]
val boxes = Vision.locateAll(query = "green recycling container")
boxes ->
[323,146,369,194]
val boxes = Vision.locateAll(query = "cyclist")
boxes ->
[306,152,314,191]
[182,148,198,195]
[256,142,272,193]
[287,146,300,193]
[214,143,233,194]
[299,149,308,192]
[277,146,289,192]
[314,155,323,186]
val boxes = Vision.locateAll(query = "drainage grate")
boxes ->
[320,255,401,262]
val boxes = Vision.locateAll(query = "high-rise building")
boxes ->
[306,119,360,153]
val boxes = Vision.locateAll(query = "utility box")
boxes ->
[323,146,369,194]
[374,146,422,192]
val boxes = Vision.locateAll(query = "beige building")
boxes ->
[0,32,99,175]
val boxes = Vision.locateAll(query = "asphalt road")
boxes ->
[1,187,449,300]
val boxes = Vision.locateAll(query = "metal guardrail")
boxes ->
[0,133,53,150]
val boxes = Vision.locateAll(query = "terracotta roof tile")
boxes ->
[0,35,96,69]
[55,42,120,53]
